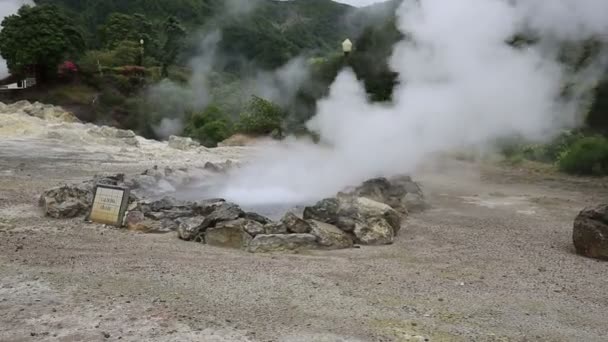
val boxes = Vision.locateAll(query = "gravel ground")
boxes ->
[1,136,607,342]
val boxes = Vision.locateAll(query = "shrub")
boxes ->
[184,105,233,147]
[558,136,608,175]
[237,96,286,136]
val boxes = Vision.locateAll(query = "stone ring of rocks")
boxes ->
[39,169,427,253]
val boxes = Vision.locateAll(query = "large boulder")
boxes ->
[303,198,356,232]
[346,176,427,213]
[248,234,319,253]
[354,217,395,245]
[303,196,403,243]
[205,220,253,249]
[573,205,608,260]
[308,220,353,249]
[177,216,207,241]
[281,212,311,234]
[39,184,93,219]
[201,202,244,229]
[348,197,402,234]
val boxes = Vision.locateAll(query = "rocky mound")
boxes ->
[573,204,608,260]
[39,168,427,253]
[0,100,79,123]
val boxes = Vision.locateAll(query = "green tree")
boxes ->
[0,4,85,80]
[161,16,187,78]
[237,96,287,136]
[101,13,152,47]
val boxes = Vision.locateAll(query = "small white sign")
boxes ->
[89,185,129,226]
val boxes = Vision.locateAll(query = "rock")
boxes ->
[573,204,608,260]
[39,184,93,219]
[308,220,353,249]
[242,219,265,237]
[281,212,311,234]
[347,176,426,213]
[201,202,244,229]
[349,197,402,234]
[243,212,272,225]
[137,197,193,214]
[127,217,177,233]
[205,221,253,249]
[177,216,207,241]
[264,222,288,234]
[303,198,342,227]
[248,234,319,253]
[125,211,145,229]
[303,196,402,234]
[168,136,200,150]
[354,217,395,245]
[195,199,228,216]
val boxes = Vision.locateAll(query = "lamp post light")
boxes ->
[139,39,145,66]
[342,38,353,57]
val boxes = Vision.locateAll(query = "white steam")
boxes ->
[221,0,608,206]
[149,30,311,139]
[0,0,33,79]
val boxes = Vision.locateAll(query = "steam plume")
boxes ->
[220,0,608,206]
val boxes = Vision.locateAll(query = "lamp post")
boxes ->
[139,39,145,66]
[342,38,353,57]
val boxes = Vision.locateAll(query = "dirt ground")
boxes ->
[1,138,607,342]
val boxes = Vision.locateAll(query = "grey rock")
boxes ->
[195,199,227,216]
[303,196,402,235]
[308,220,353,249]
[248,234,319,253]
[281,212,311,234]
[126,217,177,234]
[201,202,244,229]
[346,176,426,213]
[39,184,93,219]
[125,211,145,229]
[354,217,395,245]
[205,222,252,249]
[177,216,207,241]
[243,212,272,225]
[573,204,608,260]
[303,198,342,227]
[243,220,265,237]
[137,197,193,214]
[264,222,288,234]
[349,197,402,234]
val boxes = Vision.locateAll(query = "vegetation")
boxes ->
[0,4,85,80]
[558,136,608,175]
[184,105,233,147]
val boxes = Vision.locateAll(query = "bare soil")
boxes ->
[1,140,607,342]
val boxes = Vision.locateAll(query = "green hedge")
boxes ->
[558,136,608,175]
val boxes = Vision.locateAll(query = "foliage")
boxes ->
[0,4,85,79]
[237,96,287,136]
[184,105,233,147]
[161,16,187,77]
[347,17,402,102]
[100,13,156,52]
[558,136,608,175]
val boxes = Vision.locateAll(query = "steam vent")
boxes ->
[39,166,426,253]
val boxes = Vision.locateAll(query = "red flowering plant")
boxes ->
[57,60,78,79]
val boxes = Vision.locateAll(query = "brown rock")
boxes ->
[573,204,608,260]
